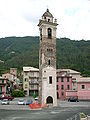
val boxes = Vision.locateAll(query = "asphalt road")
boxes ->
[0,99,90,120]
[0,107,90,120]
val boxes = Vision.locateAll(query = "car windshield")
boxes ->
[19,99,24,102]
[3,99,8,102]
[35,97,38,100]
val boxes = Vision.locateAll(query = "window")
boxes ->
[61,77,63,82]
[31,72,34,77]
[40,29,42,40]
[29,78,31,83]
[67,77,69,82]
[82,85,85,90]
[25,78,27,82]
[61,92,64,96]
[47,48,53,56]
[67,85,70,90]
[25,72,27,76]
[31,85,34,88]
[48,60,50,65]
[48,28,52,39]
[57,77,59,82]
[48,19,50,22]
[0,86,2,92]
[25,84,27,89]
[2,80,4,84]
[61,85,64,90]
[49,76,52,84]
[57,85,59,90]
[44,16,46,19]
[47,49,53,52]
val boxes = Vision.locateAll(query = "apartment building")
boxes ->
[0,76,7,95]
[77,77,90,100]
[57,69,72,99]
[23,67,39,96]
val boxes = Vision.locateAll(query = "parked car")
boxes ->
[0,95,14,101]
[68,97,79,102]
[34,97,38,101]
[26,99,32,105]
[1,99,9,105]
[18,99,25,105]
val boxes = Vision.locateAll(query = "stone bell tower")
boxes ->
[38,9,58,106]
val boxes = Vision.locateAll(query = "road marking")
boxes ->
[50,111,60,114]
[2,117,29,120]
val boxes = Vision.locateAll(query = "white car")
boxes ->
[34,97,38,101]
[1,99,9,105]
[18,99,25,105]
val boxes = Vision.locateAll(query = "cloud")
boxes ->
[0,0,90,40]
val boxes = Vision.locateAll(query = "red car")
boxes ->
[0,95,14,101]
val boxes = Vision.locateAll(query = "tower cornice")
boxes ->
[38,20,58,27]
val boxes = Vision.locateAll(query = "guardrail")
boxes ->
[66,113,90,120]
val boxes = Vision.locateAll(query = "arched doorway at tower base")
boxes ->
[46,96,53,104]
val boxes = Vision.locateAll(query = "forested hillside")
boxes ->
[0,36,90,76]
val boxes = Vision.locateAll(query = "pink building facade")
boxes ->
[0,77,7,95]
[57,69,90,100]
[66,77,90,100]
[57,71,72,100]
[77,77,90,100]
[66,90,77,98]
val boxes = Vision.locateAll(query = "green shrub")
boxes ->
[81,112,86,118]
[33,92,38,98]
[11,89,25,97]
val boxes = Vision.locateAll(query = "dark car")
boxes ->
[0,95,14,101]
[26,99,32,105]
[68,97,79,102]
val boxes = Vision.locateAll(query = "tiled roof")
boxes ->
[77,77,90,82]
[42,9,53,18]
[0,76,7,80]
[23,67,39,72]
[57,69,80,74]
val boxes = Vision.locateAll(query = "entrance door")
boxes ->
[46,96,53,104]
[57,92,59,99]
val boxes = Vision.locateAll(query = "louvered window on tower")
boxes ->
[48,60,50,65]
[48,19,50,22]
[40,29,42,40]
[47,48,53,56]
[48,28,52,39]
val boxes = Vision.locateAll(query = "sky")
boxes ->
[0,0,90,40]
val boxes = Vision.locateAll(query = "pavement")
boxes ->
[0,107,90,120]
[0,98,90,120]
[0,98,90,110]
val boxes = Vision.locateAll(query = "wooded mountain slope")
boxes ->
[0,36,90,76]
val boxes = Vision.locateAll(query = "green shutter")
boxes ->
[2,80,4,84]
[67,77,69,82]
[0,86,2,92]
[82,85,85,89]
[57,77,58,82]
[61,77,63,82]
